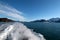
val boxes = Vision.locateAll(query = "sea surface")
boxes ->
[0,22,60,40]
[23,22,60,40]
[0,22,45,40]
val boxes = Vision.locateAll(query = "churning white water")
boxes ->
[0,22,46,40]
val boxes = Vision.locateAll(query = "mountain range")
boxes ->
[0,18,60,23]
[31,18,60,23]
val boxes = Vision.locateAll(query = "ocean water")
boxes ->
[0,22,46,40]
[23,22,60,40]
[1,22,60,40]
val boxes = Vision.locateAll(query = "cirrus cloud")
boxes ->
[0,3,26,21]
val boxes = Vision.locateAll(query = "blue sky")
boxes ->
[0,0,60,21]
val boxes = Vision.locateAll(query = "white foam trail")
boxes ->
[0,22,46,40]
[0,25,14,40]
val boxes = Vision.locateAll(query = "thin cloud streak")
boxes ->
[0,3,26,21]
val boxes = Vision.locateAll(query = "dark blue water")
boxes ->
[23,22,60,40]
[0,22,45,40]
[0,22,60,40]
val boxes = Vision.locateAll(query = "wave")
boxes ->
[0,22,46,40]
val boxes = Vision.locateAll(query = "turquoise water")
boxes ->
[23,22,60,40]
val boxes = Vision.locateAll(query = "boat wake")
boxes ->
[0,22,46,40]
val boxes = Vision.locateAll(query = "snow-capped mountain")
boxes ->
[49,18,60,22]
[31,18,60,23]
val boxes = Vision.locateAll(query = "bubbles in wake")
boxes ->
[0,22,46,40]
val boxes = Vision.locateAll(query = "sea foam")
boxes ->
[0,22,46,40]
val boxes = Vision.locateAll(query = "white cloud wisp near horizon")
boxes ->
[0,3,26,21]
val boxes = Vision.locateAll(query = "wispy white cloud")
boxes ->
[0,3,26,21]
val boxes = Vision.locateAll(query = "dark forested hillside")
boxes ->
[0,18,14,22]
